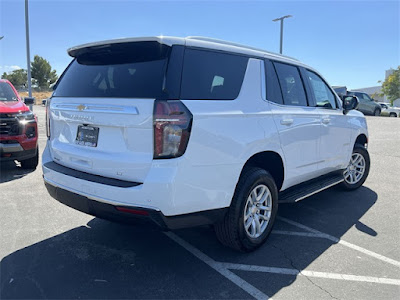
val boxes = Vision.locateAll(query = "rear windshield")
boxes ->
[53,42,170,98]
[0,82,18,101]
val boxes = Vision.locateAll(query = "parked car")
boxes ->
[42,99,47,106]
[347,91,381,116]
[42,36,369,252]
[378,102,400,117]
[0,79,39,169]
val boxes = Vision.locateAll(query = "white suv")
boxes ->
[42,36,370,252]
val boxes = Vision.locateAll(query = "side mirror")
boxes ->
[24,97,35,105]
[342,95,359,114]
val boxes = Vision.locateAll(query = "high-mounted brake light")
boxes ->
[153,100,193,159]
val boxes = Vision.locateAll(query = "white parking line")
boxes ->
[222,263,400,286]
[277,216,400,268]
[164,232,270,300]
[272,230,327,238]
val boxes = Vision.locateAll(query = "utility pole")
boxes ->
[272,15,292,54]
[25,0,32,99]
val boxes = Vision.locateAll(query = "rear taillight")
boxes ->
[153,100,192,159]
[45,98,51,138]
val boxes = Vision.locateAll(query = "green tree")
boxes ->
[31,55,58,89]
[1,69,28,87]
[380,67,400,106]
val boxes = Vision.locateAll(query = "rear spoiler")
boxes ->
[68,36,185,57]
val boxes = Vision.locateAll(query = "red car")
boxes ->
[0,79,39,169]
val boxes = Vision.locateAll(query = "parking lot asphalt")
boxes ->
[1,105,399,299]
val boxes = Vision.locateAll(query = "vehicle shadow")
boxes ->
[0,186,378,299]
[0,161,35,184]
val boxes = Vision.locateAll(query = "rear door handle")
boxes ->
[280,118,294,126]
[322,118,331,124]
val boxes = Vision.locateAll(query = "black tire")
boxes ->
[389,113,396,118]
[20,147,39,169]
[341,144,370,191]
[214,167,278,252]
[373,109,381,116]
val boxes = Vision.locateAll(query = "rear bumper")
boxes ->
[42,141,238,216]
[44,181,227,230]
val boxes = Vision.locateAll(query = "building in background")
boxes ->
[350,86,386,102]
[385,68,395,79]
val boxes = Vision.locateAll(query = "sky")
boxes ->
[0,0,399,89]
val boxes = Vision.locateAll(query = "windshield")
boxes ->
[0,82,19,101]
[53,42,171,99]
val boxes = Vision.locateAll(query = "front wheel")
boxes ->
[373,109,381,116]
[341,144,370,190]
[214,167,278,252]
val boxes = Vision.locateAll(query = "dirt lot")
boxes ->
[18,91,52,105]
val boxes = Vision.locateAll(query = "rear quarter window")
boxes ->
[180,49,248,100]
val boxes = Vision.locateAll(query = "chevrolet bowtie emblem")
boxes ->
[77,104,87,111]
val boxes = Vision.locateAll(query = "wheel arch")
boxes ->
[240,151,285,191]
[355,133,368,148]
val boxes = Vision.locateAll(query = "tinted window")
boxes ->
[265,60,283,104]
[347,92,358,99]
[0,82,18,101]
[305,70,336,109]
[274,62,307,106]
[356,93,369,101]
[54,42,170,98]
[357,93,366,101]
[180,49,248,100]
[349,92,368,102]
[361,93,371,101]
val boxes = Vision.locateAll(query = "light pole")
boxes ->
[272,15,292,54]
[25,0,32,99]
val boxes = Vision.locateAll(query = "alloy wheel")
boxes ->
[343,153,366,184]
[243,184,272,238]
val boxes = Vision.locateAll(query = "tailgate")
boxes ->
[49,98,154,182]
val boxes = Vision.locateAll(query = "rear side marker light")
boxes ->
[116,207,149,216]
[153,100,193,159]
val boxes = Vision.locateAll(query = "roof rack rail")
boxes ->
[186,36,299,61]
